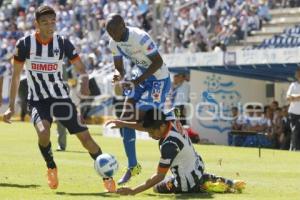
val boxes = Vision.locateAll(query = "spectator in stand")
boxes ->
[231,106,244,131]
[247,5,261,34]
[258,0,271,26]
[271,100,280,111]
[229,106,246,146]
[206,0,220,33]
[243,105,257,131]
[272,107,283,148]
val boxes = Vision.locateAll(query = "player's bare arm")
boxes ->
[287,95,300,102]
[106,120,146,132]
[73,59,90,97]
[3,60,24,123]
[132,52,163,86]
[117,172,165,195]
[113,56,125,81]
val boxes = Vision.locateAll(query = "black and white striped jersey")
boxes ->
[13,32,80,101]
[158,121,205,192]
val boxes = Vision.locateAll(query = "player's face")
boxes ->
[36,14,56,37]
[147,124,168,140]
[231,109,238,117]
[148,128,161,140]
[107,24,125,42]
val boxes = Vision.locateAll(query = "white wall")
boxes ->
[189,71,268,145]
[274,82,290,106]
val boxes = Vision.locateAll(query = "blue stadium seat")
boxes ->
[255,24,300,49]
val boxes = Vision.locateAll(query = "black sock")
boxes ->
[89,148,102,160]
[38,142,57,169]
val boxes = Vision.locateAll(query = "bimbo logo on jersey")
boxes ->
[31,62,58,72]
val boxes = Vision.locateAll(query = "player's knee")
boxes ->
[35,121,50,134]
[38,133,50,146]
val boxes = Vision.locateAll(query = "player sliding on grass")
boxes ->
[106,14,171,185]
[107,109,246,195]
[2,5,115,192]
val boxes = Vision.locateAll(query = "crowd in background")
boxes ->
[0,0,290,78]
[230,101,291,150]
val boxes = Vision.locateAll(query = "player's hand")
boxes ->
[112,75,123,84]
[3,107,14,124]
[121,80,136,90]
[80,85,90,97]
[116,187,135,195]
[105,120,125,129]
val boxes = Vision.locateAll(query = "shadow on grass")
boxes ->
[55,150,86,154]
[145,192,214,199]
[0,183,40,188]
[56,191,118,197]
[175,193,214,199]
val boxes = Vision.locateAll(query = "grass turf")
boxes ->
[0,122,300,200]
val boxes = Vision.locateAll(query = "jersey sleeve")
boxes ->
[139,32,159,57]
[13,38,27,64]
[64,38,80,64]
[109,39,122,60]
[157,142,179,174]
[286,83,294,97]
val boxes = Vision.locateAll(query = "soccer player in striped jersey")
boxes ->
[3,5,115,192]
[106,13,171,185]
[107,109,246,195]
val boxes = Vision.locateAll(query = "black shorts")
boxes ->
[154,176,202,194]
[28,98,88,134]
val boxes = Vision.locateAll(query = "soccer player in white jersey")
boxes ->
[107,109,246,195]
[106,14,171,184]
[3,5,115,192]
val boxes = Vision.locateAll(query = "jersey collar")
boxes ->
[35,32,53,45]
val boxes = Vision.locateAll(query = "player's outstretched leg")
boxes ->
[35,120,58,190]
[118,127,142,185]
[76,131,116,192]
[201,173,246,193]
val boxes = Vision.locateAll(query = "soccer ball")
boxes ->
[94,153,119,178]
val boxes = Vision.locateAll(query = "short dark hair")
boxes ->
[35,5,56,21]
[106,13,125,30]
[255,105,262,110]
[271,100,279,106]
[142,109,168,130]
[246,105,254,110]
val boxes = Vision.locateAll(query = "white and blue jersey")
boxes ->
[109,27,171,109]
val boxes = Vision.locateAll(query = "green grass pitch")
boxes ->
[0,122,300,200]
